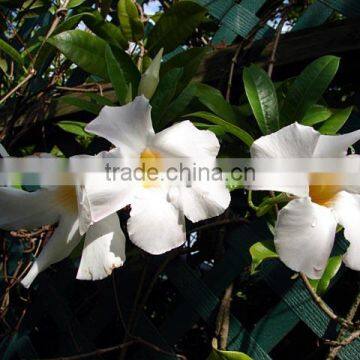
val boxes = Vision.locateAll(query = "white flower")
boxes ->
[82,95,231,255]
[250,122,360,279]
[0,182,126,288]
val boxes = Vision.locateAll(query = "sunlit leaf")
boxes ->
[249,240,278,272]
[208,348,253,360]
[243,64,279,134]
[117,0,144,42]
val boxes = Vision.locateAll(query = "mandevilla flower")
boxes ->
[81,95,231,256]
[0,153,126,287]
[250,122,360,279]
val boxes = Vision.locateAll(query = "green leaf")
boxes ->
[195,84,238,125]
[188,111,254,147]
[309,256,342,295]
[319,106,353,135]
[57,121,88,137]
[208,348,253,360]
[281,56,340,125]
[68,0,86,8]
[82,12,128,49]
[86,93,114,106]
[105,44,128,104]
[146,1,206,56]
[0,38,23,65]
[300,104,332,126]
[117,0,144,42]
[243,64,279,135]
[194,123,227,137]
[161,46,210,92]
[60,96,101,115]
[249,240,278,272]
[151,67,184,129]
[110,46,141,95]
[48,30,108,79]
[163,82,197,124]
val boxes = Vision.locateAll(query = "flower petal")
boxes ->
[274,197,337,279]
[21,214,81,288]
[172,178,230,223]
[0,186,74,230]
[249,123,319,196]
[85,96,154,154]
[74,149,138,226]
[152,120,220,158]
[77,213,126,280]
[332,191,360,271]
[251,123,320,158]
[127,188,186,255]
[313,130,360,157]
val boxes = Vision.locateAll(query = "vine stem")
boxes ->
[0,70,35,104]
[300,273,354,329]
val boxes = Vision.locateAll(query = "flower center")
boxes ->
[308,173,341,207]
[139,148,163,188]
[55,186,78,213]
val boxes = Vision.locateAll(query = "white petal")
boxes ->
[152,120,220,158]
[251,123,320,158]
[21,214,81,288]
[85,96,154,154]
[77,213,126,280]
[0,186,75,230]
[127,188,186,255]
[173,177,230,223]
[249,123,319,196]
[274,197,337,279]
[332,191,360,270]
[74,149,138,225]
[313,130,360,157]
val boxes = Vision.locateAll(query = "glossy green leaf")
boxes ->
[146,1,206,56]
[208,348,253,360]
[195,83,238,125]
[117,0,144,42]
[194,123,227,137]
[82,12,128,49]
[249,240,278,272]
[187,111,254,147]
[243,64,279,135]
[105,44,128,104]
[0,38,23,65]
[86,93,114,106]
[48,30,108,79]
[300,104,332,125]
[319,106,353,135]
[281,56,340,125]
[309,256,342,295]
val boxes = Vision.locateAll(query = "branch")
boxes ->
[300,273,354,329]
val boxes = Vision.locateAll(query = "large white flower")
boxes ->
[82,95,231,255]
[0,183,126,287]
[250,122,360,279]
